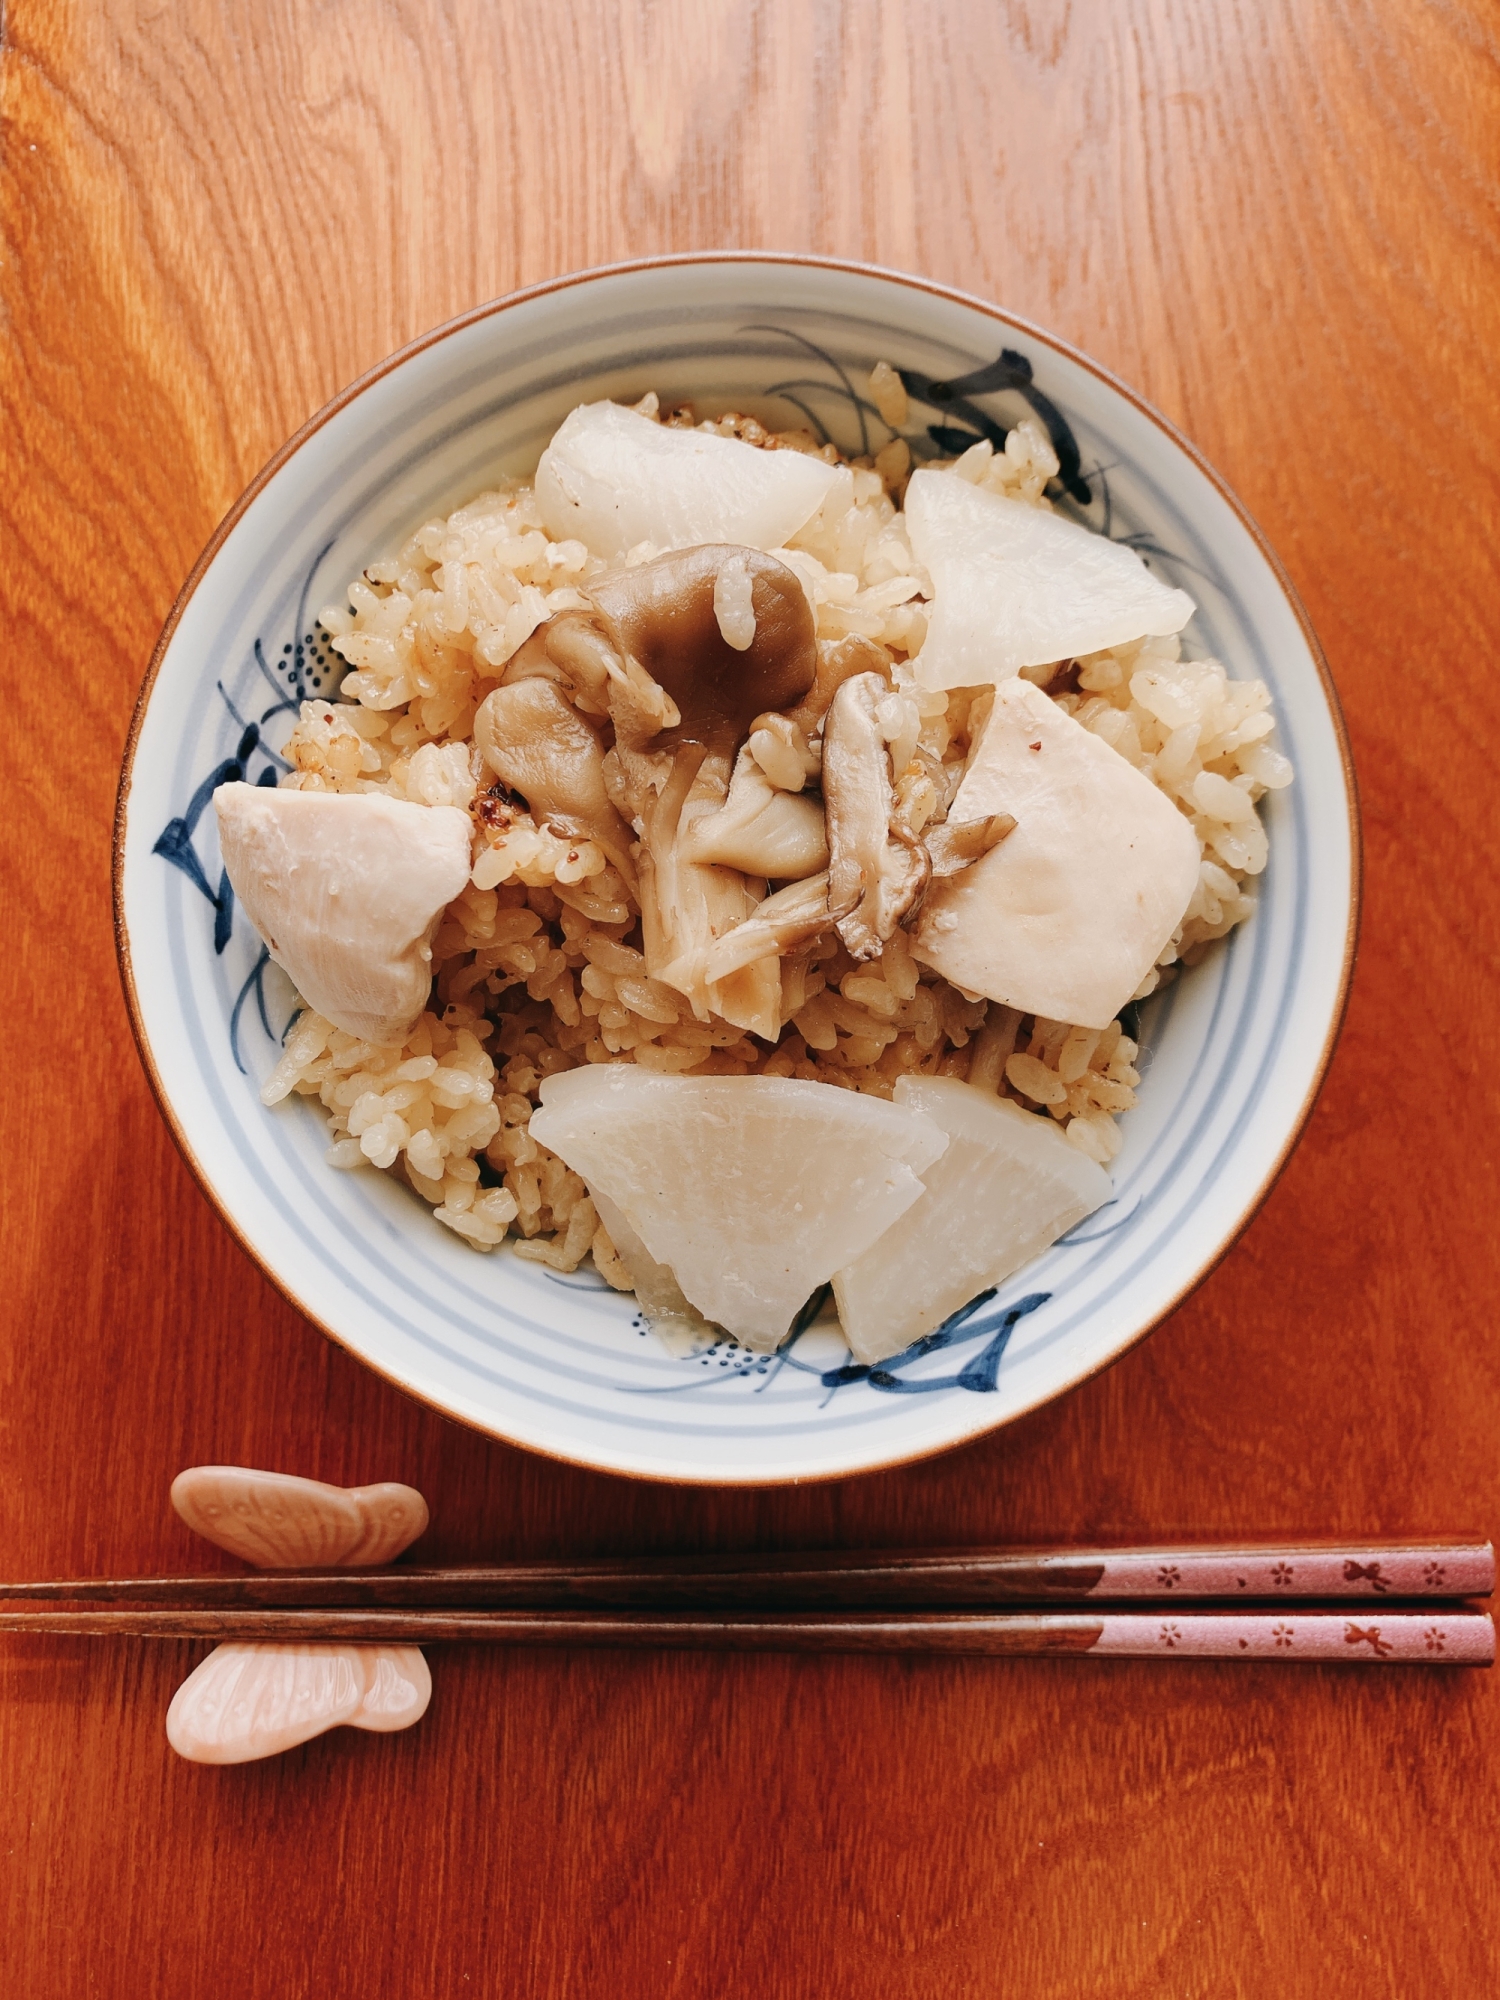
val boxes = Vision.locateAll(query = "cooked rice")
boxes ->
[262,393,1293,1278]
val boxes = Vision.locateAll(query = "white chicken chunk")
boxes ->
[529,1069,948,1351]
[912,679,1201,1029]
[832,1076,1111,1364]
[215,783,473,1046]
[535,401,840,560]
[904,469,1195,690]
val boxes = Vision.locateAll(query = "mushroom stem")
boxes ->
[577,544,822,1041]
[925,812,1016,879]
[823,671,932,961]
[637,744,782,1038]
[696,871,858,986]
[783,634,893,735]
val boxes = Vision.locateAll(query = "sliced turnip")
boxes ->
[214,783,473,1046]
[529,1069,947,1351]
[589,1188,721,1354]
[535,401,840,560]
[912,678,1201,1029]
[903,469,1195,690]
[831,1075,1111,1364]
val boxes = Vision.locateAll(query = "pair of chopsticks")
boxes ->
[1,1539,1492,1665]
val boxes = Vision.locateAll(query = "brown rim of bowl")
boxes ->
[113,251,1362,1488]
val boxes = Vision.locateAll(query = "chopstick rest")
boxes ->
[170,1466,428,1569]
[165,1467,431,1765]
[165,1642,431,1763]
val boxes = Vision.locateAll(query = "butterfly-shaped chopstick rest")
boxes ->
[165,1466,432,1764]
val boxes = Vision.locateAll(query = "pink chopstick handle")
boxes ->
[1089,1611,1494,1663]
[1085,1544,1494,1599]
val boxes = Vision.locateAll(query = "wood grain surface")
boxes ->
[3,2,1498,1993]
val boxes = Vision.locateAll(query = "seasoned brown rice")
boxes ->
[259,395,1292,1281]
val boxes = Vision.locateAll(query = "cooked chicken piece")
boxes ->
[530,1069,949,1351]
[832,1075,1111,1363]
[904,469,1195,690]
[215,783,472,1045]
[912,677,1201,1028]
[535,399,839,559]
[822,670,930,961]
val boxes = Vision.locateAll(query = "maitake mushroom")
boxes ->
[472,676,639,893]
[472,543,1007,1040]
[822,670,932,962]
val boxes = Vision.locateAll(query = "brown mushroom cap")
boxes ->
[782,632,893,736]
[586,545,817,756]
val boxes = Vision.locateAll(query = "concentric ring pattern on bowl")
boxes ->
[116,256,1358,1484]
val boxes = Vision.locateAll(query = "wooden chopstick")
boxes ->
[0,1605,1491,1664]
[0,1539,1489,1609]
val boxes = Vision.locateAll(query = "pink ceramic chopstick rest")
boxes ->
[169,1466,428,1568]
[165,1642,432,1762]
[165,1467,432,1764]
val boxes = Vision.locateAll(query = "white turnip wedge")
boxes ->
[904,469,1195,690]
[535,401,840,559]
[529,1070,948,1351]
[588,1188,720,1356]
[832,1075,1111,1366]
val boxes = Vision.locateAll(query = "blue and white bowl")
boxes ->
[115,255,1359,1484]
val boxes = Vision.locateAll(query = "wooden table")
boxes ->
[3,3,1497,1992]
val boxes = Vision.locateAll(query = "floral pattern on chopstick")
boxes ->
[1344,1623,1394,1658]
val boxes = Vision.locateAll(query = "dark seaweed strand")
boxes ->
[739,324,870,455]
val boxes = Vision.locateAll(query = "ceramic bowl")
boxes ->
[116,255,1358,1484]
